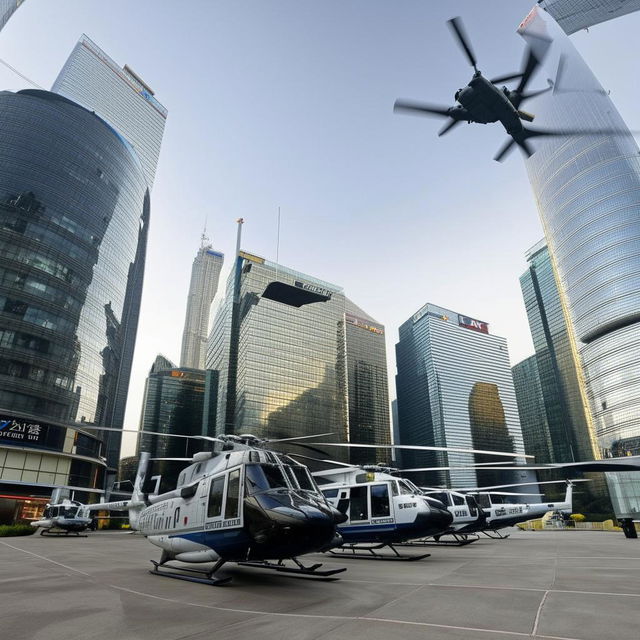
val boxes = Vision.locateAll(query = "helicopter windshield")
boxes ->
[245,463,289,495]
[290,466,316,491]
[398,480,416,495]
[61,506,78,518]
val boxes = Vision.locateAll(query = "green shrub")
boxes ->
[569,513,586,522]
[0,524,36,537]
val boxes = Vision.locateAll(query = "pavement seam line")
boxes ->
[0,540,92,576]
[532,590,550,637]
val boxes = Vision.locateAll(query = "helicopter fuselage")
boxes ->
[455,73,523,134]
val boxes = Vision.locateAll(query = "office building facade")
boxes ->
[52,35,167,188]
[0,0,24,32]
[138,360,217,492]
[520,6,640,518]
[519,241,599,463]
[0,89,147,506]
[206,252,390,460]
[537,0,640,34]
[512,354,554,464]
[395,303,529,489]
[180,243,224,370]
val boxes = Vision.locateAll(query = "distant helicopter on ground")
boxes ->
[31,498,94,536]
[394,16,631,161]
[82,433,349,585]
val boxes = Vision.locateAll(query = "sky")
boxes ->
[0,1,638,457]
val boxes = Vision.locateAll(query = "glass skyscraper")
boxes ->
[512,354,554,464]
[180,242,224,370]
[138,357,217,492]
[0,89,149,480]
[537,0,640,34]
[519,6,640,518]
[395,303,529,489]
[0,0,24,32]
[52,35,168,188]
[206,251,390,461]
[519,241,599,463]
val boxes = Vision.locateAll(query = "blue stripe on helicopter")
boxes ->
[172,528,251,555]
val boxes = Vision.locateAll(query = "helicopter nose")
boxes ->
[433,506,454,531]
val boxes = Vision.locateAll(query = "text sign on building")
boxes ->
[0,417,44,444]
[458,315,489,334]
[294,280,333,300]
[345,313,384,335]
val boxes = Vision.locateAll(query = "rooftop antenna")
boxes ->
[201,216,210,248]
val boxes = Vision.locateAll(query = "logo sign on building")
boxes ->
[238,250,265,264]
[294,280,333,300]
[0,417,44,444]
[458,315,489,334]
[345,313,384,335]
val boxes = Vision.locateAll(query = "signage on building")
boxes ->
[294,280,333,300]
[345,313,384,335]
[458,315,489,334]
[206,249,224,258]
[238,250,265,264]
[0,417,45,444]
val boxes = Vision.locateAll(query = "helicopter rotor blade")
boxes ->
[438,118,462,136]
[295,441,533,459]
[493,137,516,162]
[69,425,225,443]
[515,46,542,95]
[394,99,455,119]
[288,452,356,468]
[447,16,478,72]
[267,432,335,443]
[456,479,591,492]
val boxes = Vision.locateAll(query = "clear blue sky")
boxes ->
[1,1,638,456]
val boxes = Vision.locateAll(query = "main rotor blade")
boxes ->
[438,118,461,136]
[300,442,533,459]
[394,99,454,119]
[71,425,224,443]
[268,432,335,443]
[516,46,541,94]
[493,137,516,162]
[456,479,591,492]
[288,452,355,468]
[447,16,478,72]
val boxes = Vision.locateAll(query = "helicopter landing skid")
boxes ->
[328,542,430,561]
[236,558,347,578]
[39,529,87,537]
[149,559,232,586]
[481,529,510,540]
[398,533,479,547]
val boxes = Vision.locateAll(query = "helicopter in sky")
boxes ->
[394,16,558,161]
[291,441,532,559]
[31,496,95,536]
[81,432,349,585]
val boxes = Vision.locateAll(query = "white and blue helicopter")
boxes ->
[31,496,95,536]
[81,432,349,585]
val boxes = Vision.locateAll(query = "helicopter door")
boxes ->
[348,486,369,523]
[370,484,392,520]
[204,468,243,531]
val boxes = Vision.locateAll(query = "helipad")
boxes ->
[1,529,639,639]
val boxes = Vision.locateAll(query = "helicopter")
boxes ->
[31,497,94,536]
[291,442,533,559]
[81,432,349,586]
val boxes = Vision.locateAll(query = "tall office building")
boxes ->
[0,89,149,491]
[537,0,640,34]
[206,251,390,460]
[395,303,530,489]
[138,358,217,492]
[512,354,554,464]
[0,0,24,32]
[519,6,640,518]
[52,35,167,188]
[519,241,598,463]
[180,241,224,370]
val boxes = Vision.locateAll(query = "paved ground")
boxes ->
[1,529,639,640]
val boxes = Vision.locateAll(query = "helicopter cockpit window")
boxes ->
[207,476,225,518]
[477,493,491,508]
[244,463,289,495]
[291,466,315,491]
[283,465,299,488]
[370,484,390,517]
[225,469,241,519]
[452,494,465,506]
[62,506,78,518]
[427,492,450,506]
[398,480,415,495]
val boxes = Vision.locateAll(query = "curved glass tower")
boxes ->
[0,89,149,474]
[519,7,640,517]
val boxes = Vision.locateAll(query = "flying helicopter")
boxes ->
[393,16,632,161]
[81,431,349,586]
[289,441,532,559]
[30,497,94,536]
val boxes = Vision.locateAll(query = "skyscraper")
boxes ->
[206,251,390,459]
[512,354,554,464]
[519,240,598,463]
[519,6,640,519]
[52,35,167,188]
[180,241,224,370]
[0,89,149,480]
[0,0,24,32]
[537,0,640,34]
[395,303,529,489]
